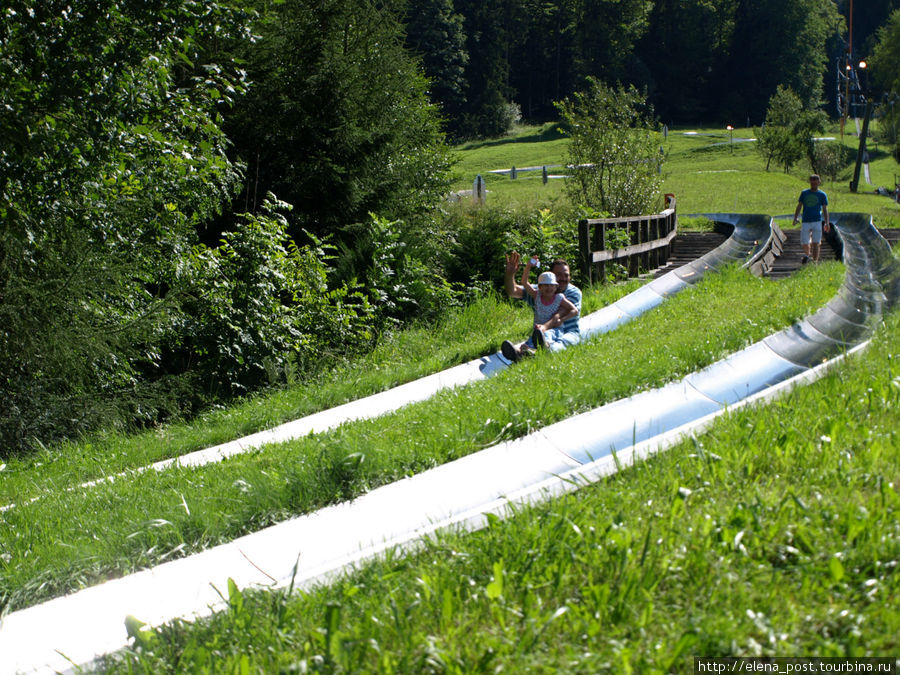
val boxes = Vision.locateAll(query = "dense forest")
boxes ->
[408,0,893,137]
[1,0,898,455]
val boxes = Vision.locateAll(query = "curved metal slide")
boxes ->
[3,215,897,675]
[0,214,774,514]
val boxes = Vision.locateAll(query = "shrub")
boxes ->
[556,78,664,217]
[0,0,250,456]
[810,141,852,181]
[756,85,827,173]
[335,214,463,334]
[443,204,583,290]
[175,197,374,396]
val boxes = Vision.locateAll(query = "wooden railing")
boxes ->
[577,196,677,283]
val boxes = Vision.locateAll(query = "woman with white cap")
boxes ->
[500,255,578,363]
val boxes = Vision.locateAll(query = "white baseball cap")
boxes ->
[537,271,558,285]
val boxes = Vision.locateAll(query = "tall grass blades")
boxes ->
[102,276,900,673]
[0,265,841,617]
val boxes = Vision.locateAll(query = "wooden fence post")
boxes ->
[640,218,650,273]
[577,201,677,286]
[578,219,591,284]
[594,222,607,282]
[628,219,639,277]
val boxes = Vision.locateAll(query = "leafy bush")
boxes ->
[0,0,250,456]
[810,141,852,181]
[756,85,826,173]
[443,204,582,289]
[335,214,463,334]
[176,198,375,396]
[556,78,664,217]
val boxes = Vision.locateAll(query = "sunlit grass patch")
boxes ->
[449,123,900,227]
[0,264,842,615]
[101,270,900,674]
[0,279,648,508]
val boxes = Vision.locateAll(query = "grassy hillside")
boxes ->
[5,118,900,673]
[107,306,900,672]
[1,266,840,613]
[451,123,900,228]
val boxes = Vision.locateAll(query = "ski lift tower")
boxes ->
[850,61,872,192]
[837,0,873,193]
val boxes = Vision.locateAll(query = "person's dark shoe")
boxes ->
[800,255,810,265]
[531,327,546,349]
[501,340,521,363]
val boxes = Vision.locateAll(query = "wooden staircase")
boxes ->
[653,227,900,280]
[652,231,727,278]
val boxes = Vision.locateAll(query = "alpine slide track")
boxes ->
[3,211,900,674]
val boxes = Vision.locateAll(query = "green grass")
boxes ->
[7,116,900,673]
[0,294,526,506]
[102,269,900,673]
[0,265,842,616]
[450,123,570,184]
[449,123,571,208]
[0,283,643,508]
[450,123,900,227]
[663,126,900,226]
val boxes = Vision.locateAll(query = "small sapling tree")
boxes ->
[556,78,664,217]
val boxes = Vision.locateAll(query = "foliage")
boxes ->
[869,10,900,163]
[556,78,664,217]
[868,9,900,96]
[222,0,452,239]
[797,110,829,173]
[445,0,654,136]
[335,214,463,334]
[0,0,250,453]
[756,86,827,173]
[175,197,374,396]
[756,87,803,172]
[404,0,469,136]
[882,104,900,164]
[571,0,654,83]
[404,0,858,132]
[637,0,738,123]
[443,204,582,290]
[810,141,852,181]
[719,0,843,122]
[450,0,516,139]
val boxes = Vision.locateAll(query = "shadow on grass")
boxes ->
[458,124,567,151]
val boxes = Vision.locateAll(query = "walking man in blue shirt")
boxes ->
[792,174,830,264]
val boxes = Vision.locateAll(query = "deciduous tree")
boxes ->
[556,78,663,216]
[0,0,249,450]
[868,9,900,161]
[756,85,826,173]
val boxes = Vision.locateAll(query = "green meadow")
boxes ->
[451,123,900,227]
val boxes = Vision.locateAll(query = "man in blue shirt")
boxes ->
[792,174,830,264]
[501,251,582,362]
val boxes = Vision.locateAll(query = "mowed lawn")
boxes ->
[450,123,900,227]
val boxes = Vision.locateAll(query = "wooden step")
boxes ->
[653,228,900,280]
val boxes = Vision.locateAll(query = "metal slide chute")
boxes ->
[4,216,897,675]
